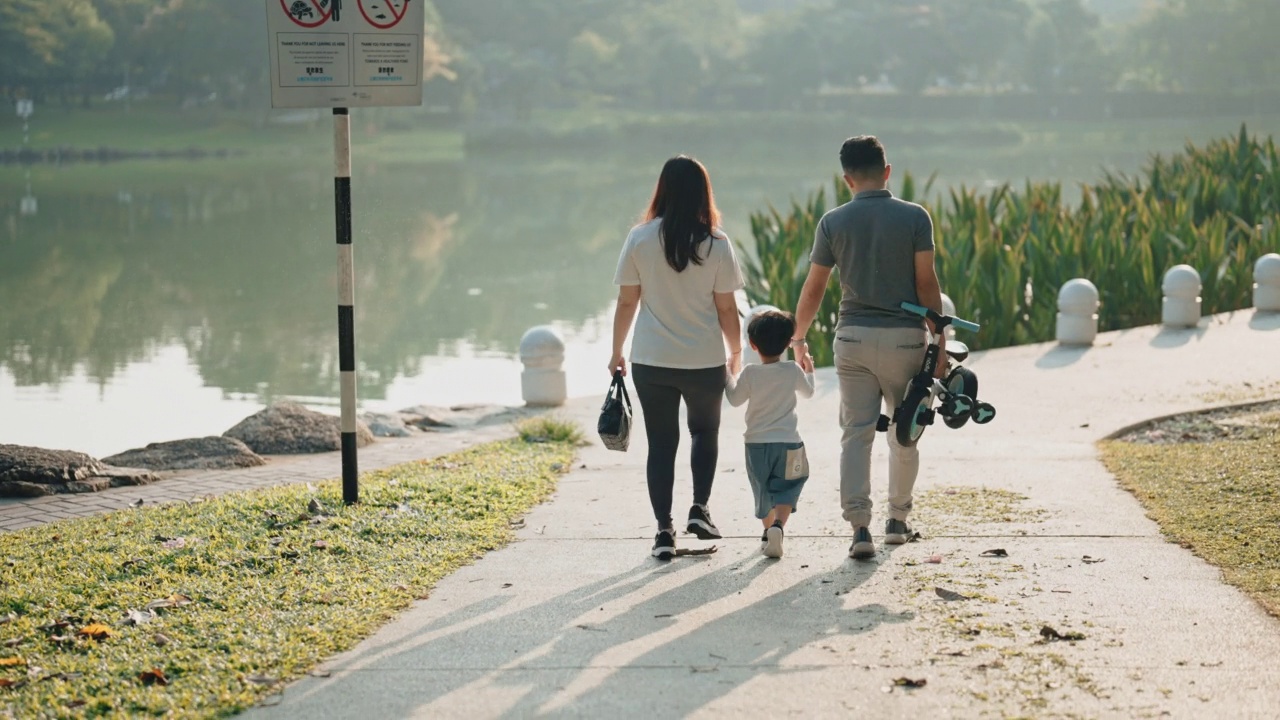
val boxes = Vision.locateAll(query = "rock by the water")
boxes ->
[0,444,105,485]
[100,466,160,487]
[103,437,266,471]
[0,445,162,497]
[398,404,518,430]
[359,412,417,438]
[224,402,374,455]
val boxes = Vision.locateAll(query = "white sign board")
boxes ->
[16,100,33,119]
[266,0,424,108]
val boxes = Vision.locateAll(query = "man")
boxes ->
[791,135,946,560]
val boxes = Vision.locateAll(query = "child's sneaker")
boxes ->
[848,526,875,560]
[652,528,676,560]
[763,522,784,558]
[686,504,722,540]
[884,518,915,545]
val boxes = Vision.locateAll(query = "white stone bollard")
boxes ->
[741,304,781,365]
[519,326,566,407]
[1254,253,1280,312]
[1056,278,1100,346]
[940,293,957,341]
[1161,265,1202,328]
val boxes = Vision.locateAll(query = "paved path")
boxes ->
[242,309,1280,719]
[0,424,517,532]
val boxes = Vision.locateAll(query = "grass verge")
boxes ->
[0,437,575,717]
[1100,425,1280,616]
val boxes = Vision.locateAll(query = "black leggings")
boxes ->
[630,364,726,529]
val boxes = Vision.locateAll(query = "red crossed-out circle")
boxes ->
[357,0,410,29]
[280,0,333,28]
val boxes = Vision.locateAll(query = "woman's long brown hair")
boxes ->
[645,156,721,273]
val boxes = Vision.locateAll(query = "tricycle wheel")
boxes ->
[943,367,978,429]
[895,385,933,448]
[972,402,997,425]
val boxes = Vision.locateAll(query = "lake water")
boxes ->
[1,118,1271,457]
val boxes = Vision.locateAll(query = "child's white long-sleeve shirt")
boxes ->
[724,361,815,444]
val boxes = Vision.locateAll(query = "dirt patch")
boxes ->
[1112,400,1280,445]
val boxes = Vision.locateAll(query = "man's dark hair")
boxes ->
[840,135,887,179]
[747,310,796,358]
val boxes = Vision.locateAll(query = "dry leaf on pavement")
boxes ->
[980,548,1009,558]
[935,587,972,602]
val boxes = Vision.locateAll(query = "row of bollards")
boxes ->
[1057,253,1280,346]
[515,254,1280,406]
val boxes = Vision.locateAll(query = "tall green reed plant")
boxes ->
[741,126,1279,363]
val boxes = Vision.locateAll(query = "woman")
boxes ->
[609,155,744,560]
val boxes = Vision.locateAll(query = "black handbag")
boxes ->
[597,371,633,451]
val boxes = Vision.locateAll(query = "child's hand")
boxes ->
[798,350,814,373]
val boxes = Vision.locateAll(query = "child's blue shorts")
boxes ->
[744,441,809,519]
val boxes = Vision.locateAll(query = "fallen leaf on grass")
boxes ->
[124,609,156,626]
[307,499,326,515]
[312,540,330,550]
[0,678,23,688]
[2,637,24,648]
[1081,555,1105,564]
[161,537,187,550]
[935,587,972,602]
[1039,625,1086,642]
[146,594,193,611]
[246,674,278,686]
[138,669,168,686]
[0,614,14,626]
[79,624,114,640]
[0,657,24,667]
[49,635,75,645]
[980,548,1009,558]
[153,633,173,647]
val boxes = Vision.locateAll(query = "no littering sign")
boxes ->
[266,0,424,108]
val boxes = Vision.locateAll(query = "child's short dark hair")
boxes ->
[747,310,796,358]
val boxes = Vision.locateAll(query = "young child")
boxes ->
[725,310,816,558]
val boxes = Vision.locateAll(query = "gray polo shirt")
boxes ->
[810,188,934,328]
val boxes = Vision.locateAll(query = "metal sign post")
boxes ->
[16,100,35,217]
[265,0,424,505]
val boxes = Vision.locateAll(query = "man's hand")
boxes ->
[798,350,815,373]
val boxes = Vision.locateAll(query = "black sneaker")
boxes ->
[763,522,784,558]
[884,518,916,545]
[652,528,676,560]
[686,504,722,540]
[848,526,875,560]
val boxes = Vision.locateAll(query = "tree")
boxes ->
[0,0,113,98]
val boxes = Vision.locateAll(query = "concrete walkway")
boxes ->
[241,309,1280,719]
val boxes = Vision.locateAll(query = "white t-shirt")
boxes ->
[613,218,745,369]
[724,361,816,444]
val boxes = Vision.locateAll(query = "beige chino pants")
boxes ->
[833,325,928,529]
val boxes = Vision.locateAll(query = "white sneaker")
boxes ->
[763,523,784,558]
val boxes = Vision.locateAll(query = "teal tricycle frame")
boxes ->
[880,302,997,447]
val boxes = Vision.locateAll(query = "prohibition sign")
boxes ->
[357,0,411,29]
[279,0,334,28]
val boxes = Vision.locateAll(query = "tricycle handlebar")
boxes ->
[900,302,981,334]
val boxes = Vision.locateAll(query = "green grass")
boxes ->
[1101,425,1280,617]
[0,436,575,718]
[515,415,588,446]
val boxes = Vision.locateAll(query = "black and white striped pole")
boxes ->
[334,107,358,505]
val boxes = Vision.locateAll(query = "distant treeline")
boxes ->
[0,0,1277,117]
